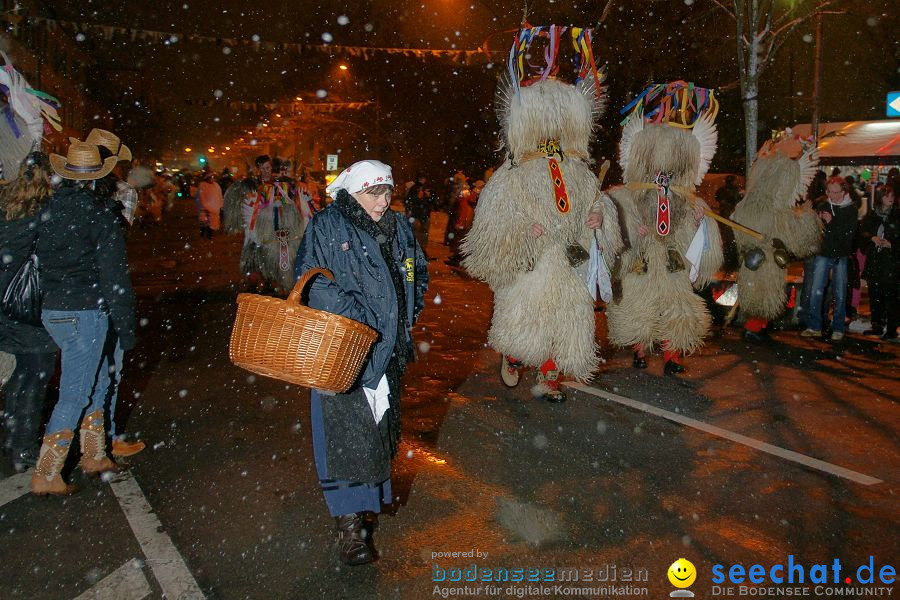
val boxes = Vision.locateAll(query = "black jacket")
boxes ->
[860,208,900,281]
[35,185,136,350]
[0,213,57,354]
[814,199,857,259]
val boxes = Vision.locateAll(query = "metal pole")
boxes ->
[811,12,823,146]
[788,49,795,124]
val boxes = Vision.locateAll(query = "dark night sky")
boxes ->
[36,0,899,177]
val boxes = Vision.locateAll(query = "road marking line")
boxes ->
[72,558,152,600]
[109,473,205,599]
[565,382,883,486]
[0,471,31,508]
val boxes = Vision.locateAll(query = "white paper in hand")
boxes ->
[363,374,391,424]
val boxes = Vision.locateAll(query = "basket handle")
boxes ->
[288,267,335,306]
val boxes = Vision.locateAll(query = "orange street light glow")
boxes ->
[184,147,192,152]
[225,146,231,150]
[339,64,348,71]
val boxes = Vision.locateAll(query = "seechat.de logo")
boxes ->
[711,556,896,586]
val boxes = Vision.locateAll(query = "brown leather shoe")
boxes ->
[112,438,146,457]
[80,455,121,477]
[335,513,375,566]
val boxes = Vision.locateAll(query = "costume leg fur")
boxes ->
[489,247,598,380]
[607,242,711,354]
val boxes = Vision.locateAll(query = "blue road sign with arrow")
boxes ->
[888,92,900,117]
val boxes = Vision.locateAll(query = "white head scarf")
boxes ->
[326,159,393,197]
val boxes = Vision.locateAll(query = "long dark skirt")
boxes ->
[310,389,392,517]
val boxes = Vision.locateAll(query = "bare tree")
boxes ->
[710,0,843,174]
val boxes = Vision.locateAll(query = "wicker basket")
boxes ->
[229,267,378,393]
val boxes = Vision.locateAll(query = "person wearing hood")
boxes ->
[802,176,858,340]
[293,159,428,566]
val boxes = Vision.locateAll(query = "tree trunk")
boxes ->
[742,24,760,176]
[743,77,758,176]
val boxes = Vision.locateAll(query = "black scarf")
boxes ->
[335,190,412,457]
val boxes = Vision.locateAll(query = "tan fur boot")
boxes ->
[79,410,120,476]
[31,430,78,496]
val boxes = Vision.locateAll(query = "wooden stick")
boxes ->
[701,208,764,240]
[624,182,765,240]
[597,159,610,187]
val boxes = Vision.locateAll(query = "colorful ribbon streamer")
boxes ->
[507,25,602,99]
[619,81,719,128]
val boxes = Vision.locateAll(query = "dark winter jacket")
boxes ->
[813,197,857,259]
[860,208,900,282]
[294,197,428,389]
[0,213,57,354]
[35,185,136,350]
[293,193,428,483]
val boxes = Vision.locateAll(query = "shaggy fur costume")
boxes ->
[248,198,304,290]
[223,178,304,290]
[732,151,821,320]
[462,77,622,381]
[223,178,256,234]
[607,117,724,354]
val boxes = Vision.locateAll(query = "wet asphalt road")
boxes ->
[0,202,896,599]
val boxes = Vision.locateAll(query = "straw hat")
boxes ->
[50,141,118,180]
[69,128,132,162]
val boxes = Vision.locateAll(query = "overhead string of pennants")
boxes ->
[184,99,374,111]
[619,81,719,128]
[2,14,503,65]
[506,24,603,100]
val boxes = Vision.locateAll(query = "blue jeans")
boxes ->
[808,256,848,333]
[42,309,118,438]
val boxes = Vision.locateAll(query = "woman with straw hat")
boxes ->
[77,129,146,457]
[30,141,136,495]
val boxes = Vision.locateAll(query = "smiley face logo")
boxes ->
[668,558,697,588]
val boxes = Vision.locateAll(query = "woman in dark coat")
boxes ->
[293,159,428,566]
[0,152,58,472]
[860,182,899,339]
